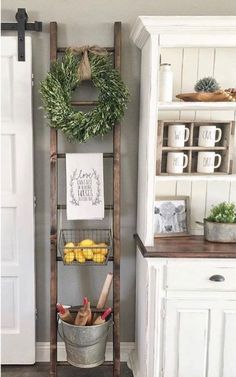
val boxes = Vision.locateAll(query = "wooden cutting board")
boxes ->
[176,92,236,102]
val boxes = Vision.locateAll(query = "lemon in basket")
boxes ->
[96,242,108,256]
[64,251,75,264]
[82,249,94,260]
[64,242,75,255]
[79,239,95,247]
[74,250,86,263]
[91,244,100,255]
[65,242,75,248]
[93,253,106,263]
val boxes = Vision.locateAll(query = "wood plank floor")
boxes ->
[2,362,133,377]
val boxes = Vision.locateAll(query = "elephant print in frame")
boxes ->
[154,196,190,237]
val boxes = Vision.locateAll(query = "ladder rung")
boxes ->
[57,204,113,210]
[56,256,114,262]
[71,100,98,106]
[57,47,115,53]
[57,153,114,159]
[57,360,114,367]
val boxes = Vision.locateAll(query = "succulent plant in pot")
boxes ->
[204,202,236,243]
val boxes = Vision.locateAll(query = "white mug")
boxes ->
[167,152,188,174]
[197,152,222,173]
[168,124,190,147]
[198,125,222,147]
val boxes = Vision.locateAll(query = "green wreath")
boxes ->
[40,48,129,142]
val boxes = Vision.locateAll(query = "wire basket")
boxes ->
[59,229,112,266]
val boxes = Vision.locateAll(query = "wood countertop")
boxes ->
[134,234,236,258]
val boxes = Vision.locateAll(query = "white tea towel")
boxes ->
[66,153,104,220]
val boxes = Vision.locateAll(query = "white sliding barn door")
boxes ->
[1,37,35,364]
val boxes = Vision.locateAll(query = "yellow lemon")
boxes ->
[82,249,94,260]
[96,242,108,256]
[74,247,81,253]
[64,241,74,248]
[93,253,106,263]
[64,242,75,254]
[64,251,75,264]
[79,239,95,247]
[75,250,86,263]
[91,244,100,255]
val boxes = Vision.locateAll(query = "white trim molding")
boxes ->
[36,341,135,363]
[130,16,236,48]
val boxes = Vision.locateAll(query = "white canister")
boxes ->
[159,63,173,102]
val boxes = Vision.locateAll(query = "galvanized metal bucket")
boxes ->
[204,219,236,243]
[59,317,112,368]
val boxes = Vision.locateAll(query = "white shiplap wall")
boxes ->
[156,178,236,234]
[156,47,236,234]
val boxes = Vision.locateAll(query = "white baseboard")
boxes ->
[36,341,135,363]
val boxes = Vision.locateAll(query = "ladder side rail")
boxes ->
[113,21,121,377]
[49,21,58,377]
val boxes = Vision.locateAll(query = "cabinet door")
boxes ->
[163,300,211,377]
[210,302,236,377]
[163,300,236,377]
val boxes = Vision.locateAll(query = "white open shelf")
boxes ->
[158,101,236,111]
[130,16,236,245]
[156,174,236,181]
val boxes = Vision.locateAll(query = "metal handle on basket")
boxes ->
[57,315,66,341]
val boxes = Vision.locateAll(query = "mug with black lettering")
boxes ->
[167,152,188,174]
[198,125,222,147]
[168,124,190,147]
[197,152,222,173]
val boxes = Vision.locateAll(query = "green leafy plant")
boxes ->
[194,76,220,93]
[206,202,236,223]
[40,51,129,143]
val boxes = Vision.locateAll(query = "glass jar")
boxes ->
[159,63,173,102]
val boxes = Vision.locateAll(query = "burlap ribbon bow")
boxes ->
[68,45,108,81]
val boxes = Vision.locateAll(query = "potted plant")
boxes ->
[204,202,236,243]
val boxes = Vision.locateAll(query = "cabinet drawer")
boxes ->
[166,263,236,291]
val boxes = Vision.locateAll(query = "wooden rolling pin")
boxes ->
[56,303,74,324]
[93,307,112,325]
[74,297,91,326]
[86,299,93,325]
[96,273,113,309]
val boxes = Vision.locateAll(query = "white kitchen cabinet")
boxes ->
[164,299,211,377]
[129,16,236,377]
[164,299,236,377]
[128,254,236,377]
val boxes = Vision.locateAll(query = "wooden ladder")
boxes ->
[49,21,121,377]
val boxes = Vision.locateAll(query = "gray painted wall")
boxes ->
[2,0,236,342]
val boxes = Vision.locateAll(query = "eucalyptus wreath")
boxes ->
[40,49,129,142]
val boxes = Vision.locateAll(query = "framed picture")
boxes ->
[154,196,190,237]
